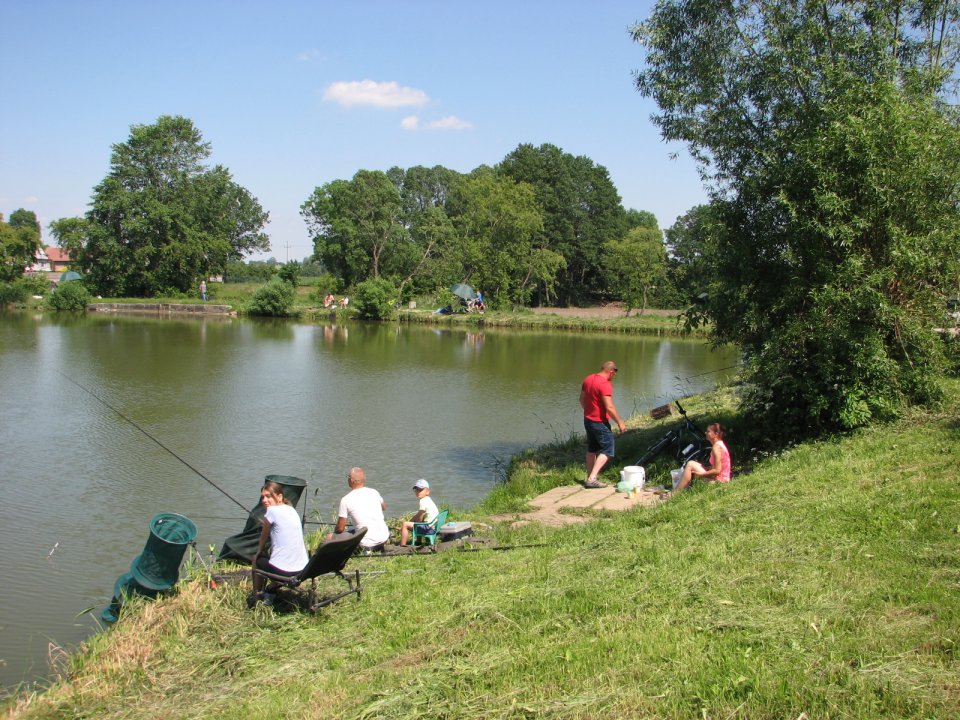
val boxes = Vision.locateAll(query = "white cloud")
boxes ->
[323,80,429,109]
[400,115,419,131]
[24,196,39,204]
[296,49,320,62]
[425,115,473,131]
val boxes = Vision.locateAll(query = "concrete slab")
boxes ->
[528,485,583,508]
[489,483,667,529]
[560,486,617,508]
[593,490,662,511]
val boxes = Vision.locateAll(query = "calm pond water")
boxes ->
[0,311,738,691]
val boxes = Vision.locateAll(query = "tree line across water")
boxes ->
[34,117,685,312]
[4,0,960,443]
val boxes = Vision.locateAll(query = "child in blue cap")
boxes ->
[399,479,439,546]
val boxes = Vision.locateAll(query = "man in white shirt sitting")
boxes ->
[329,466,390,551]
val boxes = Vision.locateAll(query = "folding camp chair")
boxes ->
[252,527,367,613]
[410,509,449,547]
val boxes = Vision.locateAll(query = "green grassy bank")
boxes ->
[6,382,959,719]
[393,308,698,337]
[18,281,699,337]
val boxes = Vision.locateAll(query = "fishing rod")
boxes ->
[350,542,549,557]
[58,370,251,514]
[61,371,340,534]
[456,542,548,553]
[178,514,337,529]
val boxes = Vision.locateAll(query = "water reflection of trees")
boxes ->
[248,317,296,341]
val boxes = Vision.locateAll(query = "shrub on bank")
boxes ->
[19,274,50,297]
[353,278,397,320]
[47,281,91,312]
[0,280,30,307]
[248,278,297,317]
[277,262,301,288]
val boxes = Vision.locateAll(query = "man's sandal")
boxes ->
[583,478,608,489]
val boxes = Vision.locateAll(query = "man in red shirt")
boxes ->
[579,361,626,488]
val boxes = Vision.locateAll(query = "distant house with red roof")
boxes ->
[27,246,51,273]
[26,246,75,281]
[45,247,73,272]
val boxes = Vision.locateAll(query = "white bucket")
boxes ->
[670,468,683,489]
[620,465,645,491]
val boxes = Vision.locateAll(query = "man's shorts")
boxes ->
[584,419,615,457]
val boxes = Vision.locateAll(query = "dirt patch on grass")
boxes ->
[527,302,680,319]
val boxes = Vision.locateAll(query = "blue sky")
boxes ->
[1,1,707,262]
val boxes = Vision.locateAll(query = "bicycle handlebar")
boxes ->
[675,399,686,416]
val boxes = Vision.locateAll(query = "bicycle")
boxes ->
[634,400,712,471]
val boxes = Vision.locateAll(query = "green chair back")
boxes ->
[412,509,449,546]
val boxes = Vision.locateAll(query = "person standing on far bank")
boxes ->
[200,279,207,302]
[579,361,626,488]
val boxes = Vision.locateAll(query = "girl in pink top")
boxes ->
[673,423,731,493]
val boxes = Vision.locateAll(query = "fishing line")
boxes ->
[456,542,548,552]
[58,370,250,514]
[189,514,336,526]
[350,542,548,557]
[676,364,740,382]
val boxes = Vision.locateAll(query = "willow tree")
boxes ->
[635,1,960,437]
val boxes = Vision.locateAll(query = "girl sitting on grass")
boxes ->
[672,423,731,494]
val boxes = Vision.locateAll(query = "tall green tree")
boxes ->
[634,0,960,437]
[9,209,40,234]
[497,143,625,305]
[53,116,269,296]
[395,205,460,300]
[623,209,658,232]
[387,165,463,297]
[605,225,668,315]
[391,164,461,217]
[664,204,716,306]
[301,170,406,288]
[450,167,562,309]
[0,210,42,282]
[48,217,89,260]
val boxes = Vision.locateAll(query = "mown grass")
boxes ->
[6,381,959,719]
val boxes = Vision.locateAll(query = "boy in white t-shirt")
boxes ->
[399,478,440,546]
